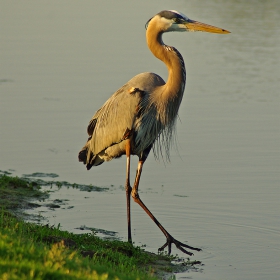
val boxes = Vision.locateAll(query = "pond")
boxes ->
[1,1,279,279]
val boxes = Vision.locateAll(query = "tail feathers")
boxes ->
[78,145,104,170]
[78,149,93,170]
[78,148,87,164]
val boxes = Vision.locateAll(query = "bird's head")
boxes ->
[145,10,230,34]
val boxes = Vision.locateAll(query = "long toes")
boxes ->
[178,241,202,252]
[158,241,168,252]
[158,237,201,256]
[176,244,194,256]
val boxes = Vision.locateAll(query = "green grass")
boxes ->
[0,211,163,279]
[0,174,189,279]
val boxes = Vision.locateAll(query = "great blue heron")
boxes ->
[79,10,229,255]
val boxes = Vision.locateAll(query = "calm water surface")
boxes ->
[1,1,279,279]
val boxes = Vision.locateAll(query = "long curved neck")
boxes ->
[146,26,186,102]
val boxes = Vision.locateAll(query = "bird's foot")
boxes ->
[158,235,201,256]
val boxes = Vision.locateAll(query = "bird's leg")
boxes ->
[125,140,132,243]
[131,160,201,255]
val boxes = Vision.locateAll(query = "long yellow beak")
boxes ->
[186,19,230,34]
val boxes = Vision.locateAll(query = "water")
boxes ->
[1,1,279,279]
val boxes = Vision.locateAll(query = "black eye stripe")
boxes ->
[146,10,187,29]
[158,10,185,21]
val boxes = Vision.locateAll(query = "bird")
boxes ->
[79,10,230,255]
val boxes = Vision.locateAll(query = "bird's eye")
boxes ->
[173,18,183,24]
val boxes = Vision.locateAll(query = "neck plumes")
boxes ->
[146,24,186,123]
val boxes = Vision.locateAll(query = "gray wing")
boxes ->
[88,83,142,155]
[78,72,165,169]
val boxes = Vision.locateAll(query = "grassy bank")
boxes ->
[0,174,198,279]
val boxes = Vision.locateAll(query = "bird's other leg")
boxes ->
[131,156,201,256]
[125,140,132,243]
